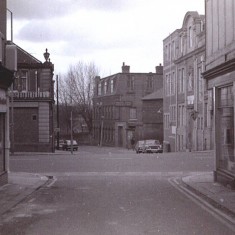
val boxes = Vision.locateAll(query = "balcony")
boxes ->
[12,91,52,100]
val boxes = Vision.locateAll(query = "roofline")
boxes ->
[7,40,42,64]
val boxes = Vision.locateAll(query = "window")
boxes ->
[200,20,204,32]
[171,72,175,95]
[189,26,193,48]
[130,108,137,120]
[198,67,203,102]
[147,76,153,90]
[168,43,171,60]
[98,83,101,95]
[178,104,185,126]
[188,73,193,91]
[104,81,107,94]
[110,79,114,93]
[13,72,19,91]
[20,70,28,92]
[170,105,176,122]
[172,41,175,59]
[128,76,134,91]
[32,115,37,121]
[165,45,168,61]
[178,68,185,93]
[180,36,184,54]
[164,114,170,129]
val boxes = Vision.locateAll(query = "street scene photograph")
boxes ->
[1,0,235,234]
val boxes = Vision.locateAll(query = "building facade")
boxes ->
[9,45,55,152]
[0,1,15,186]
[163,11,210,152]
[204,0,235,186]
[93,63,163,148]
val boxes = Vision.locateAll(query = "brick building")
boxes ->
[0,1,15,186]
[93,63,163,148]
[9,44,55,152]
[142,88,163,143]
[163,11,210,152]
[203,0,235,186]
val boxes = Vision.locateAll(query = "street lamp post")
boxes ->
[100,115,104,147]
[70,110,73,154]
[56,75,60,149]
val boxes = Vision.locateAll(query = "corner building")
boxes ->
[93,63,163,148]
[204,0,235,186]
[0,1,14,185]
[163,11,211,152]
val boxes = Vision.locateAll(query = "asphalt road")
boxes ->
[1,147,233,234]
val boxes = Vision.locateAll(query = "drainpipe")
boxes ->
[5,91,10,172]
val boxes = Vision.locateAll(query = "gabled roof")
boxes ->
[7,41,42,64]
[142,88,163,101]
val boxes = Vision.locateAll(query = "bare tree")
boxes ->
[60,61,99,133]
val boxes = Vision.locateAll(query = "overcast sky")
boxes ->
[7,0,204,77]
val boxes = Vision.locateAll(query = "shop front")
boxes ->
[0,64,14,186]
[214,84,235,185]
[205,65,235,187]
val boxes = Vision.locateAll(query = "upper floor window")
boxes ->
[172,41,175,59]
[130,108,137,120]
[189,26,193,48]
[98,83,101,95]
[165,45,168,61]
[178,68,185,93]
[180,36,184,54]
[198,67,203,102]
[14,70,28,92]
[21,70,28,91]
[171,72,175,95]
[110,79,114,93]
[200,20,204,32]
[188,73,193,91]
[127,76,134,91]
[104,81,108,94]
[147,76,153,90]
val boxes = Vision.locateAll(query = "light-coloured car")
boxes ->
[143,140,163,153]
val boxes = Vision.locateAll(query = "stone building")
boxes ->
[203,0,235,186]
[9,44,55,152]
[93,63,163,148]
[163,11,210,152]
[0,1,15,186]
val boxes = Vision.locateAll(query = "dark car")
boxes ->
[135,140,145,153]
[62,140,78,151]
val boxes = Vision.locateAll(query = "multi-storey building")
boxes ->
[9,43,55,152]
[93,63,163,148]
[203,0,235,186]
[0,1,15,186]
[163,11,210,152]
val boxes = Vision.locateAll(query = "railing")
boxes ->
[12,91,51,99]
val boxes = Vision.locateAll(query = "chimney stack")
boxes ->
[122,62,130,73]
[155,63,163,74]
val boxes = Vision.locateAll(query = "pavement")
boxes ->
[0,172,49,215]
[0,163,235,224]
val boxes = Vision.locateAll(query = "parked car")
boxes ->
[135,140,145,153]
[143,140,163,153]
[55,140,65,150]
[62,140,78,151]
